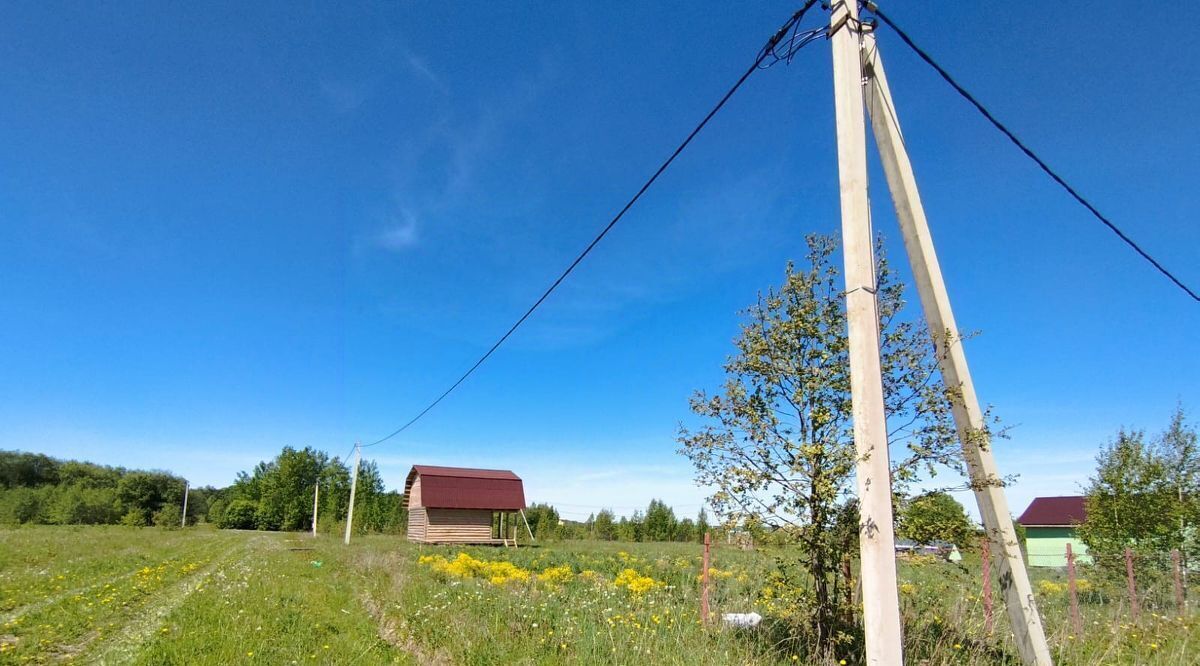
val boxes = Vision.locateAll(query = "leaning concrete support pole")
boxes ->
[861,32,1052,666]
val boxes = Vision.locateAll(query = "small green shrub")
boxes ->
[217,499,257,529]
[153,504,182,529]
[121,508,149,527]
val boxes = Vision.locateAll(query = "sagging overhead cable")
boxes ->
[363,2,825,448]
[866,1,1199,303]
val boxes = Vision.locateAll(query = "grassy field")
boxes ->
[0,526,1195,664]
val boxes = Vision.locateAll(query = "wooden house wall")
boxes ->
[405,471,511,543]
[407,477,422,509]
[407,507,427,542]
[424,508,493,543]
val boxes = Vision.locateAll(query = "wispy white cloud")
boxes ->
[373,210,420,252]
[404,50,448,95]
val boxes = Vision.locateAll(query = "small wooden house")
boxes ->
[404,465,527,544]
[1017,496,1091,567]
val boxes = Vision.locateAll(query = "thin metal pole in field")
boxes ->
[1066,543,1082,636]
[1172,549,1185,615]
[1124,547,1139,621]
[181,481,189,528]
[701,531,711,625]
[344,442,360,546]
[981,535,993,635]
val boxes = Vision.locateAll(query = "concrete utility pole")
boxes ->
[344,443,360,546]
[828,2,903,663]
[181,481,189,528]
[859,30,1052,665]
[312,481,320,537]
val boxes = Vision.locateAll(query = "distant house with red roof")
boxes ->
[404,465,527,544]
[1017,496,1091,567]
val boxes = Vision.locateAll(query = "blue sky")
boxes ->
[1,2,1196,522]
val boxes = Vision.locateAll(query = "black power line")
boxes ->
[363,2,822,448]
[866,2,1199,303]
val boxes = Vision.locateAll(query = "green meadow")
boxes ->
[0,526,1194,664]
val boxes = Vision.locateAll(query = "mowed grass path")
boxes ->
[2,527,1198,664]
[1,527,409,664]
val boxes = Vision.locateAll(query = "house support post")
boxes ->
[520,509,535,542]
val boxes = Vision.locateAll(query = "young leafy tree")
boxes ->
[696,507,710,541]
[1156,405,1199,563]
[593,509,617,540]
[677,234,962,645]
[898,491,973,547]
[524,503,561,540]
[643,499,677,542]
[1081,409,1199,572]
[1079,429,1175,569]
[675,517,696,542]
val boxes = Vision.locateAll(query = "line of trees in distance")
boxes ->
[0,451,192,527]
[3,443,980,547]
[523,499,713,542]
[210,446,404,534]
[0,446,406,535]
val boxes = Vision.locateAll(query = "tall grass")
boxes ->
[0,527,1195,664]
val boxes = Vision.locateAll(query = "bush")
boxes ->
[218,499,258,530]
[121,508,149,527]
[48,486,121,525]
[254,502,282,531]
[153,504,182,528]
[206,497,227,526]
[0,487,48,524]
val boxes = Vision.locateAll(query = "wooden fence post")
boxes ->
[981,535,993,635]
[701,531,711,625]
[1066,543,1082,637]
[1124,547,1139,622]
[1172,549,1185,615]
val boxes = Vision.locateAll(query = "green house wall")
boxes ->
[1024,526,1091,567]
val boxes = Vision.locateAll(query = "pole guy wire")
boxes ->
[866,2,1200,302]
[362,1,823,448]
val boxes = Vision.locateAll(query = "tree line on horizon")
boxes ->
[521,499,714,543]
[0,446,406,534]
[1,443,982,547]
[0,451,192,527]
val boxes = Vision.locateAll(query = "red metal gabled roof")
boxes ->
[405,465,526,511]
[1017,496,1087,527]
